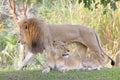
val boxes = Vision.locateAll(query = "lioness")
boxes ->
[82,57,102,71]
[42,41,83,73]
[18,18,115,70]
[42,41,71,73]
[56,54,102,72]
[42,41,101,73]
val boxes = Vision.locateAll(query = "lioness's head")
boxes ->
[53,41,70,57]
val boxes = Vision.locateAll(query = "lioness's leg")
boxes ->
[42,61,51,73]
[42,59,55,73]
[18,52,35,70]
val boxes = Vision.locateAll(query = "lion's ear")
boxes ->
[25,25,28,30]
[24,22,28,30]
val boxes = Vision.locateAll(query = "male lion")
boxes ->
[18,18,115,70]
[115,52,120,68]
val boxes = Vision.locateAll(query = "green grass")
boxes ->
[0,68,120,80]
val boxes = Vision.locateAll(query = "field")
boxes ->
[0,68,120,80]
[0,1,120,80]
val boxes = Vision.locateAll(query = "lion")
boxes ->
[115,52,120,68]
[43,41,102,73]
[82,56,102,71]
[18,18,115,70]
[81,49,105,70]
[56,55,102,72]
[42,40,83,73]
[56,55,83,73]
[42,40,71,73]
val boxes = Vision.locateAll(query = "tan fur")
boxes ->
[82,57,102,70]
[56,56,102,72]
[19,18,46,53]
[83,50,104,69]
[18,18,114,70]
[49,24,114,65]
[42,41,70,73]
[56,41,104,72]
[57,57,82,72]
[115,52,120,68]
[42,41,82,73]
[43,41,102,73]
[18,18,53,70]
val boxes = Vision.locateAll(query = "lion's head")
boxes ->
[18,18,45,53]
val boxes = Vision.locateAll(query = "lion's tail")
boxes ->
[95,31,115,66]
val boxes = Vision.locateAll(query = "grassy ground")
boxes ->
[0,68,120,80]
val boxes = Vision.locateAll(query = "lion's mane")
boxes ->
[19,18,49,53]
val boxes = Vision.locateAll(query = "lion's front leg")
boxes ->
[18,52,35,70]
[18,43,26,70]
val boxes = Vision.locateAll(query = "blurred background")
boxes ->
[0,0,120,70]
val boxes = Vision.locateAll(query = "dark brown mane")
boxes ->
[20,18,46,53]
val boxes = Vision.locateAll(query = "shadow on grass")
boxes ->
[0,68,120,80]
